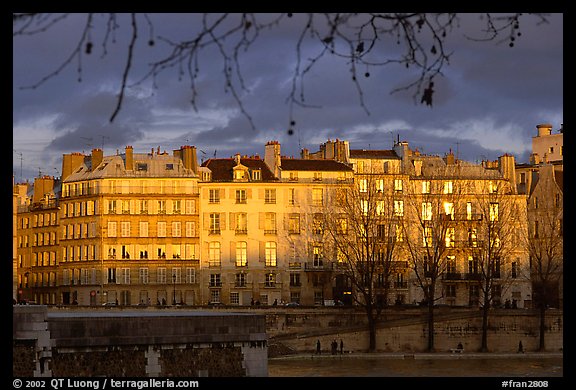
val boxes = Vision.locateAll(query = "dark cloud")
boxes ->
[13,13,562,181]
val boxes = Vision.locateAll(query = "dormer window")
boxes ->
[252,169,261,181]
[137,163,148,171]
[234,169,246,180]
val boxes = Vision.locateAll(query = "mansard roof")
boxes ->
[202,157,277,181]
[280,158,353,172]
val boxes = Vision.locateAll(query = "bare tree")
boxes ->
[323,170,401,352]
[400,169,467,352]
[525,169,563,351]
[473,178,528,352]
[13,13,549,126]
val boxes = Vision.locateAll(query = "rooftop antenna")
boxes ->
[13,149,23,182]
[455,141,460,161]
[100,135,110,150]
[80,137,93,153]
[199,150,207,164]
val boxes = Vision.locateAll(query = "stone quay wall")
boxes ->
[13,306,268,377]
[264,307,563,354]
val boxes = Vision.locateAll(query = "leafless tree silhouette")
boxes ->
[13,13,549,127]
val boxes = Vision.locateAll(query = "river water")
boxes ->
[268,355,563,377]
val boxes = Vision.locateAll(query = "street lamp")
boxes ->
[172,273,176,305]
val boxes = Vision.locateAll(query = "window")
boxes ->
[209,189,220,204]
[235,273,246,288]
[394,200,404,217]
[468,228,477,247]
[185,199,195,214]
[394,179,403,192]
[446,256,456,274]
[157,222,167,237]
[121,222,130,237]
[136,163,147,171]
[172,222,181,237]
[312,245,323,267]
[312,188,323,206]
[423,227,433,247]
[209,242,221,267]
[139,222,148,238]
[235,213,247,234]
[289,172,298,181]
[445,227,455,247]
[489,181,498,194]
[265,189,276,204]
[443,202,454,220]
[210,274,221,288]
[312,213,323,234]
[489,202,499,222]
[157,268,166,284]
[107,268,117,283]
[173,200,181,214]
[443,181,453,194]
[265,242,277,267]
[158,200,166,214]
[140,200,148,214]
[185,221,196,237]
[361,200,369,216]
[108,200,117,214]
[122,200,130,214]
[359,179,368,193]
[313,172,322,181]
[209,213,220,234]
[337,217,347,235]
[288,188,296,205]
[445,285,456,298]
[236,189,247,204]
[264,213,276,234]
[139,268,149,284]
[186,268,196,284]
[265,273,276,288]
[252,170,261,181]
[289,213,300,234]
[376,200,385,216]
[236,242,247,267]
[107,222,117,238]
[422,202,432,221]
[290,273,301,287]
[210,289,221,303]
[395,225,403,242]
[468,256,478,274]
[466,202,473,220]
[376,179,384,192]
[511,261,518,278]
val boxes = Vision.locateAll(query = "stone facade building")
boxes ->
[16,127,561,309]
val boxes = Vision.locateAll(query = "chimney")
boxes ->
[61,152,86,181]
[301,148,309,159]
[265,141,281,178]
[32,176,55,204]
[445,149,455,165]
[91,148,104,171]
[234,153,241,165]
[125,145,134,171]
[536,123,553,137]
[498,154,517,194]
[180,145,198,174]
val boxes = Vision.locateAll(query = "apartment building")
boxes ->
[55,146,201,305]
[198,142,354,306]
[303,138,532,308]
[15,133,545,309]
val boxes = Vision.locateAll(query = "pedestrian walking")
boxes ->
[518,341,524,353]
[316,339,321,355]
[340,339,344,354]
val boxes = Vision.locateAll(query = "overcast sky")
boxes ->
[13,13,563,183]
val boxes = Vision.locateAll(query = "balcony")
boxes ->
[304,261,334,271]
